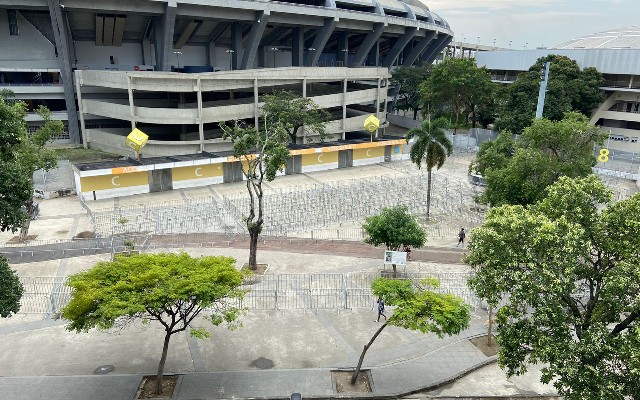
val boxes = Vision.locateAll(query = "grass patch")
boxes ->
[51,147,122,163]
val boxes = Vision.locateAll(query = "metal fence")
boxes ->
[17,271,481,315]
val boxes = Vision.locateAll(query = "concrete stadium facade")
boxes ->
[0,0,453,156]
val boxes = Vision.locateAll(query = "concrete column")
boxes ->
[337,32,349,66]
[241,11,269,70]
[254,79,259,129]
[47,0,81,143]
[231,23,242,70]
[402,31,436,66]
[197,78,204,152]
[367,41,380,67]
[127,76,136,131]
[631,75,635,89]
[342,78,347,140]
[205,44,211,67]
[302,78,307,98]
[156,3,176,71]
[74,71,88,149]
[375,78,381,138]
[383,27,417,68]
[292,27,304,67]
[351,23,384,67]
[304,17,337,67]
[421,35,451,64]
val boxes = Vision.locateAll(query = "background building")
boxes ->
[475,26,640,153]
[0,0,453,156]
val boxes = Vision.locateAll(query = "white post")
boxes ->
[197,78,204,152]
[74,71,88,149]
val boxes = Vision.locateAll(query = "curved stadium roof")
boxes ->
[554,26,640,49]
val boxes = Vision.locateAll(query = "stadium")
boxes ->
[0,0,453,156]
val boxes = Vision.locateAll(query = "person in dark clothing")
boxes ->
[376,298,387,322]
[457,227,466,246]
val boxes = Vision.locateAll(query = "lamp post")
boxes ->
[226,49,235,71]
[173,51,182,72]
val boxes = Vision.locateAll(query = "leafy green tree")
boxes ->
[0,94,61,238]
[221,102,291,270]
[421,58,494,132]
[351,277,471,384]
[406,117,453,220]
[474,112,606,206]
[362,205,426,275]
[497,54,604,134]
[390,62,431,120]
[0,256,24,318]
[466,175,640,399]
[260,90,329,144]
[62,252,246,395]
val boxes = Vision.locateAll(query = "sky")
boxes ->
[426,0,640,49]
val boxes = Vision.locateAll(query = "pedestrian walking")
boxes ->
[457,227,466,246]
[376,297,387,322]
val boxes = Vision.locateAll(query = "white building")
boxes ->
[476,26,640,153]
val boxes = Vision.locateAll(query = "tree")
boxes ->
[390,62,431,120]
[221,104,291,270]
[351,277,471,384]
[260,90,329,144]
[466,175,640,399]
[497,54,604,135]
[62,252,246,395]
[0,94,61,238]
[406,117,453,220]
[362,205,426,275]
[421,58,494,132]
[0,256,24,318]
[474,112,606,206]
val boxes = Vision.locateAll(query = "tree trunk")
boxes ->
[155,331,172,394]
[18,200,35,241]
[487,305,493,347]
[352,321,388,384]
[413,109,418,120]
[248,225,260,270]
[426,168,432,221]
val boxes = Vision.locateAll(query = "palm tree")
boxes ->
[406,117,453,221]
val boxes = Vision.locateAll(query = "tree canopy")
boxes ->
[362,205,426,252]
[221,95,294,269]
[0,94,61,235]
[351,277,471,383]
[466,175,640,399]
[0,256,23,318]
[62,252,246,394]
[497,54,604,134]
[260,90,329,144]
[390,62,431,120]
[473,112,606,206]
[421,58,495,132]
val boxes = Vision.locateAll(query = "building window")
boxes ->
[8,10,19,36]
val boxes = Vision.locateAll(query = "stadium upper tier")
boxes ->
[554,26,640,49]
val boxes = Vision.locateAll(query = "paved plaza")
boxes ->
[1,154,613,399]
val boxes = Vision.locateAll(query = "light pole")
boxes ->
[493,38,496,48]
[173,51,182,72]
[536,61,551,118]
[508,40,512,49]
[226,49,235,70]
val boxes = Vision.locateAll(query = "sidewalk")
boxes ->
[0,326,491,400]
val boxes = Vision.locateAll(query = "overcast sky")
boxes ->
[427,0,640,49]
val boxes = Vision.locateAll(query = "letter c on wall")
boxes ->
[366,149,371,157]
[195,167,203,177]
[112,176,121,186]
[317,154,323,163]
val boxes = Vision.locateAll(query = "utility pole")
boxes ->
[535,62,551,118]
